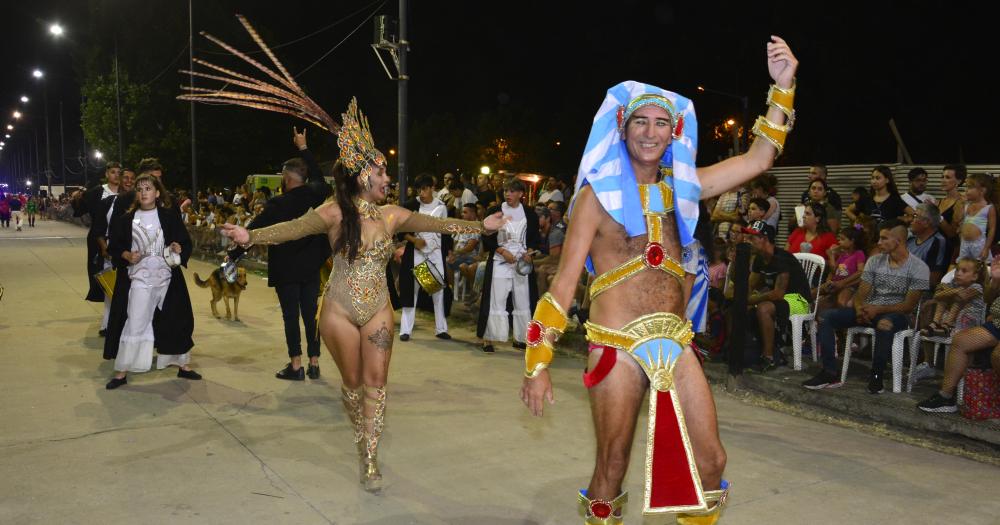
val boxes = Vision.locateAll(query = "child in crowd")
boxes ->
[104,174,200,389]
[820,226,868,309]
[957,173,997,262]
[746,197,769,223]
[921,257,988,337]
[709,237,728,290]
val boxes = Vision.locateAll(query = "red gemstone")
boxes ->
[646,242,665,267]
[591,501,613,519]
[526,320,544,346]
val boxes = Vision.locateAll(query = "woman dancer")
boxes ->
[182,16,504,491]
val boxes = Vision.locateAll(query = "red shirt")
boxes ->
[787,229,837,258]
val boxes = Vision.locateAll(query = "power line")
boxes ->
[296,1,386,77]
[143,44,190,85]
[195,0,384,56]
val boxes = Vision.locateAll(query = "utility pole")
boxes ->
[59,100,66,185]
[397,0,409,201]
[189,0,199,209]
[114,37,124,164]
[44,83,52,196]
[372,2,410,200]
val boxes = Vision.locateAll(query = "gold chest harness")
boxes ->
[589,180,685,300]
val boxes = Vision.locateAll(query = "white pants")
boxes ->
[115,284,189,372]
[400,250,448,335]
[484,272,531,343]
[12,210,23,229]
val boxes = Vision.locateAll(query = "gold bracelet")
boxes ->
[525,292,569,378]
[752,116,790,157]
[766,79,796,130]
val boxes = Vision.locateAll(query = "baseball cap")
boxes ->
[742,220,776,243]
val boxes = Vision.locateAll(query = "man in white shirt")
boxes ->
[901,167,937,209]
[400,175,451,340]
[537,177,564,204]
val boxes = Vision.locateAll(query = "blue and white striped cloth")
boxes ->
[571,81,700,274]
[683,241,710,333]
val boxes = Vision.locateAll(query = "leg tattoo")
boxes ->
[368,323,392,352]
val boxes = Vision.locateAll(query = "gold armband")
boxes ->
[397,212,484,235]
[751,116,791,157]
[249,208,328,245]
[766,79,796,129]
[524,292,569,378]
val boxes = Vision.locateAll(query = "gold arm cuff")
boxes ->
[397,212,484,235]
[751,116,789,157]
[249,208,328,245]
[525,293,568,377]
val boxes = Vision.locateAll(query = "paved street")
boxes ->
[1,219,998,525]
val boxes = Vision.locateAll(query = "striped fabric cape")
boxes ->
[571,81,700,273]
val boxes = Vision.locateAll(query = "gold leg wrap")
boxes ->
[340,386,365,480]
[675,482,730,524]
[362,385,387,492]
[578,491,628,524]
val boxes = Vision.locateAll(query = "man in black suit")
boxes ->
[71,162,122,335]
[247,128,333,381]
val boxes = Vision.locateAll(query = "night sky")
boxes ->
[1,0,997,189]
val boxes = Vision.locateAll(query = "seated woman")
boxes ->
[844,186,872,225]
[918,260,999,413]
[819,226,867,310]
[786,202,837,258]
[806,179,842,232]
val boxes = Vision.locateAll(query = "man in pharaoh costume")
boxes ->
[181,16,506,492]
[519,37,799,523]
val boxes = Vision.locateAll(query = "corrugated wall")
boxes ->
[765,164,1000,246]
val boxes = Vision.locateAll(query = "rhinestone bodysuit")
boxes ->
[248,201,483,327]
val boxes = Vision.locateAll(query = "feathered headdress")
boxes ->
[177,15,385,186]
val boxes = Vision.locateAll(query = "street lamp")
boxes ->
[695,84,749,152]
[13,111,22,120]
[6,125,12,131]
[32,69,44,79]
[31,68,52,195]
[480,166,491,175]
[49,23,65,37]
[20,96,29,103]
[94,150,103,160]
[4,134,9,139]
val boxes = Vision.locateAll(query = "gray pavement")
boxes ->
[1,219,999,525]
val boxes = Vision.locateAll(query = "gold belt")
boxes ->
[585,312,694,353]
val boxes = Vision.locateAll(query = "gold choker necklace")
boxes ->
[356,198,381,220]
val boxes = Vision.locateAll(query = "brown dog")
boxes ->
[194,267,248,321]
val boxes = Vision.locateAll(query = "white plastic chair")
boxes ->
[840,300,921,393]
[790,253,825,370]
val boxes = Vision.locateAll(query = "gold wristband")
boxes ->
[752,116,790,157]
[766,79,796,127]
[525,292,569,378]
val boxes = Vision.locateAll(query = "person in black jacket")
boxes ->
[248,127,333,381]
[70,162,122,335]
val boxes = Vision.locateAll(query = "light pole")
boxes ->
[32,69,52,196]
[696,85,749,152]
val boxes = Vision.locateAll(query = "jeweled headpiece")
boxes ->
[177,15,384,186]
[338,98,386,187]
[616,93,684,139]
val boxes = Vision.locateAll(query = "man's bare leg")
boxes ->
[586,347,647,501]
[755,302,776,360]
[674,347,727,489]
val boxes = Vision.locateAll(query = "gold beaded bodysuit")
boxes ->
[248,198,483,327]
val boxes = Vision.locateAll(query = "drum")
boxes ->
[413,260,445,295]
[94,268,117,299]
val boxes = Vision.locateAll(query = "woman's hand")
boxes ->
[124,250,141,265]
[766,36,798,89]
[221,223,250,245]
[169,242,182,254]
[483,211,510,233]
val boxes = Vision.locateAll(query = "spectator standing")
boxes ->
[957,173,997,262]
[9,194,24,231]
[901,167,937,209]
[800,164,843,210]
[750,175,781,230]
[863,165,909,227]
[711,184,744,241]
[25,196,37,227]
[246,128,332,381]
[937,164,967,266]
[537,177,564,204]
[71,162,122,334]
[475,173,498,209]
